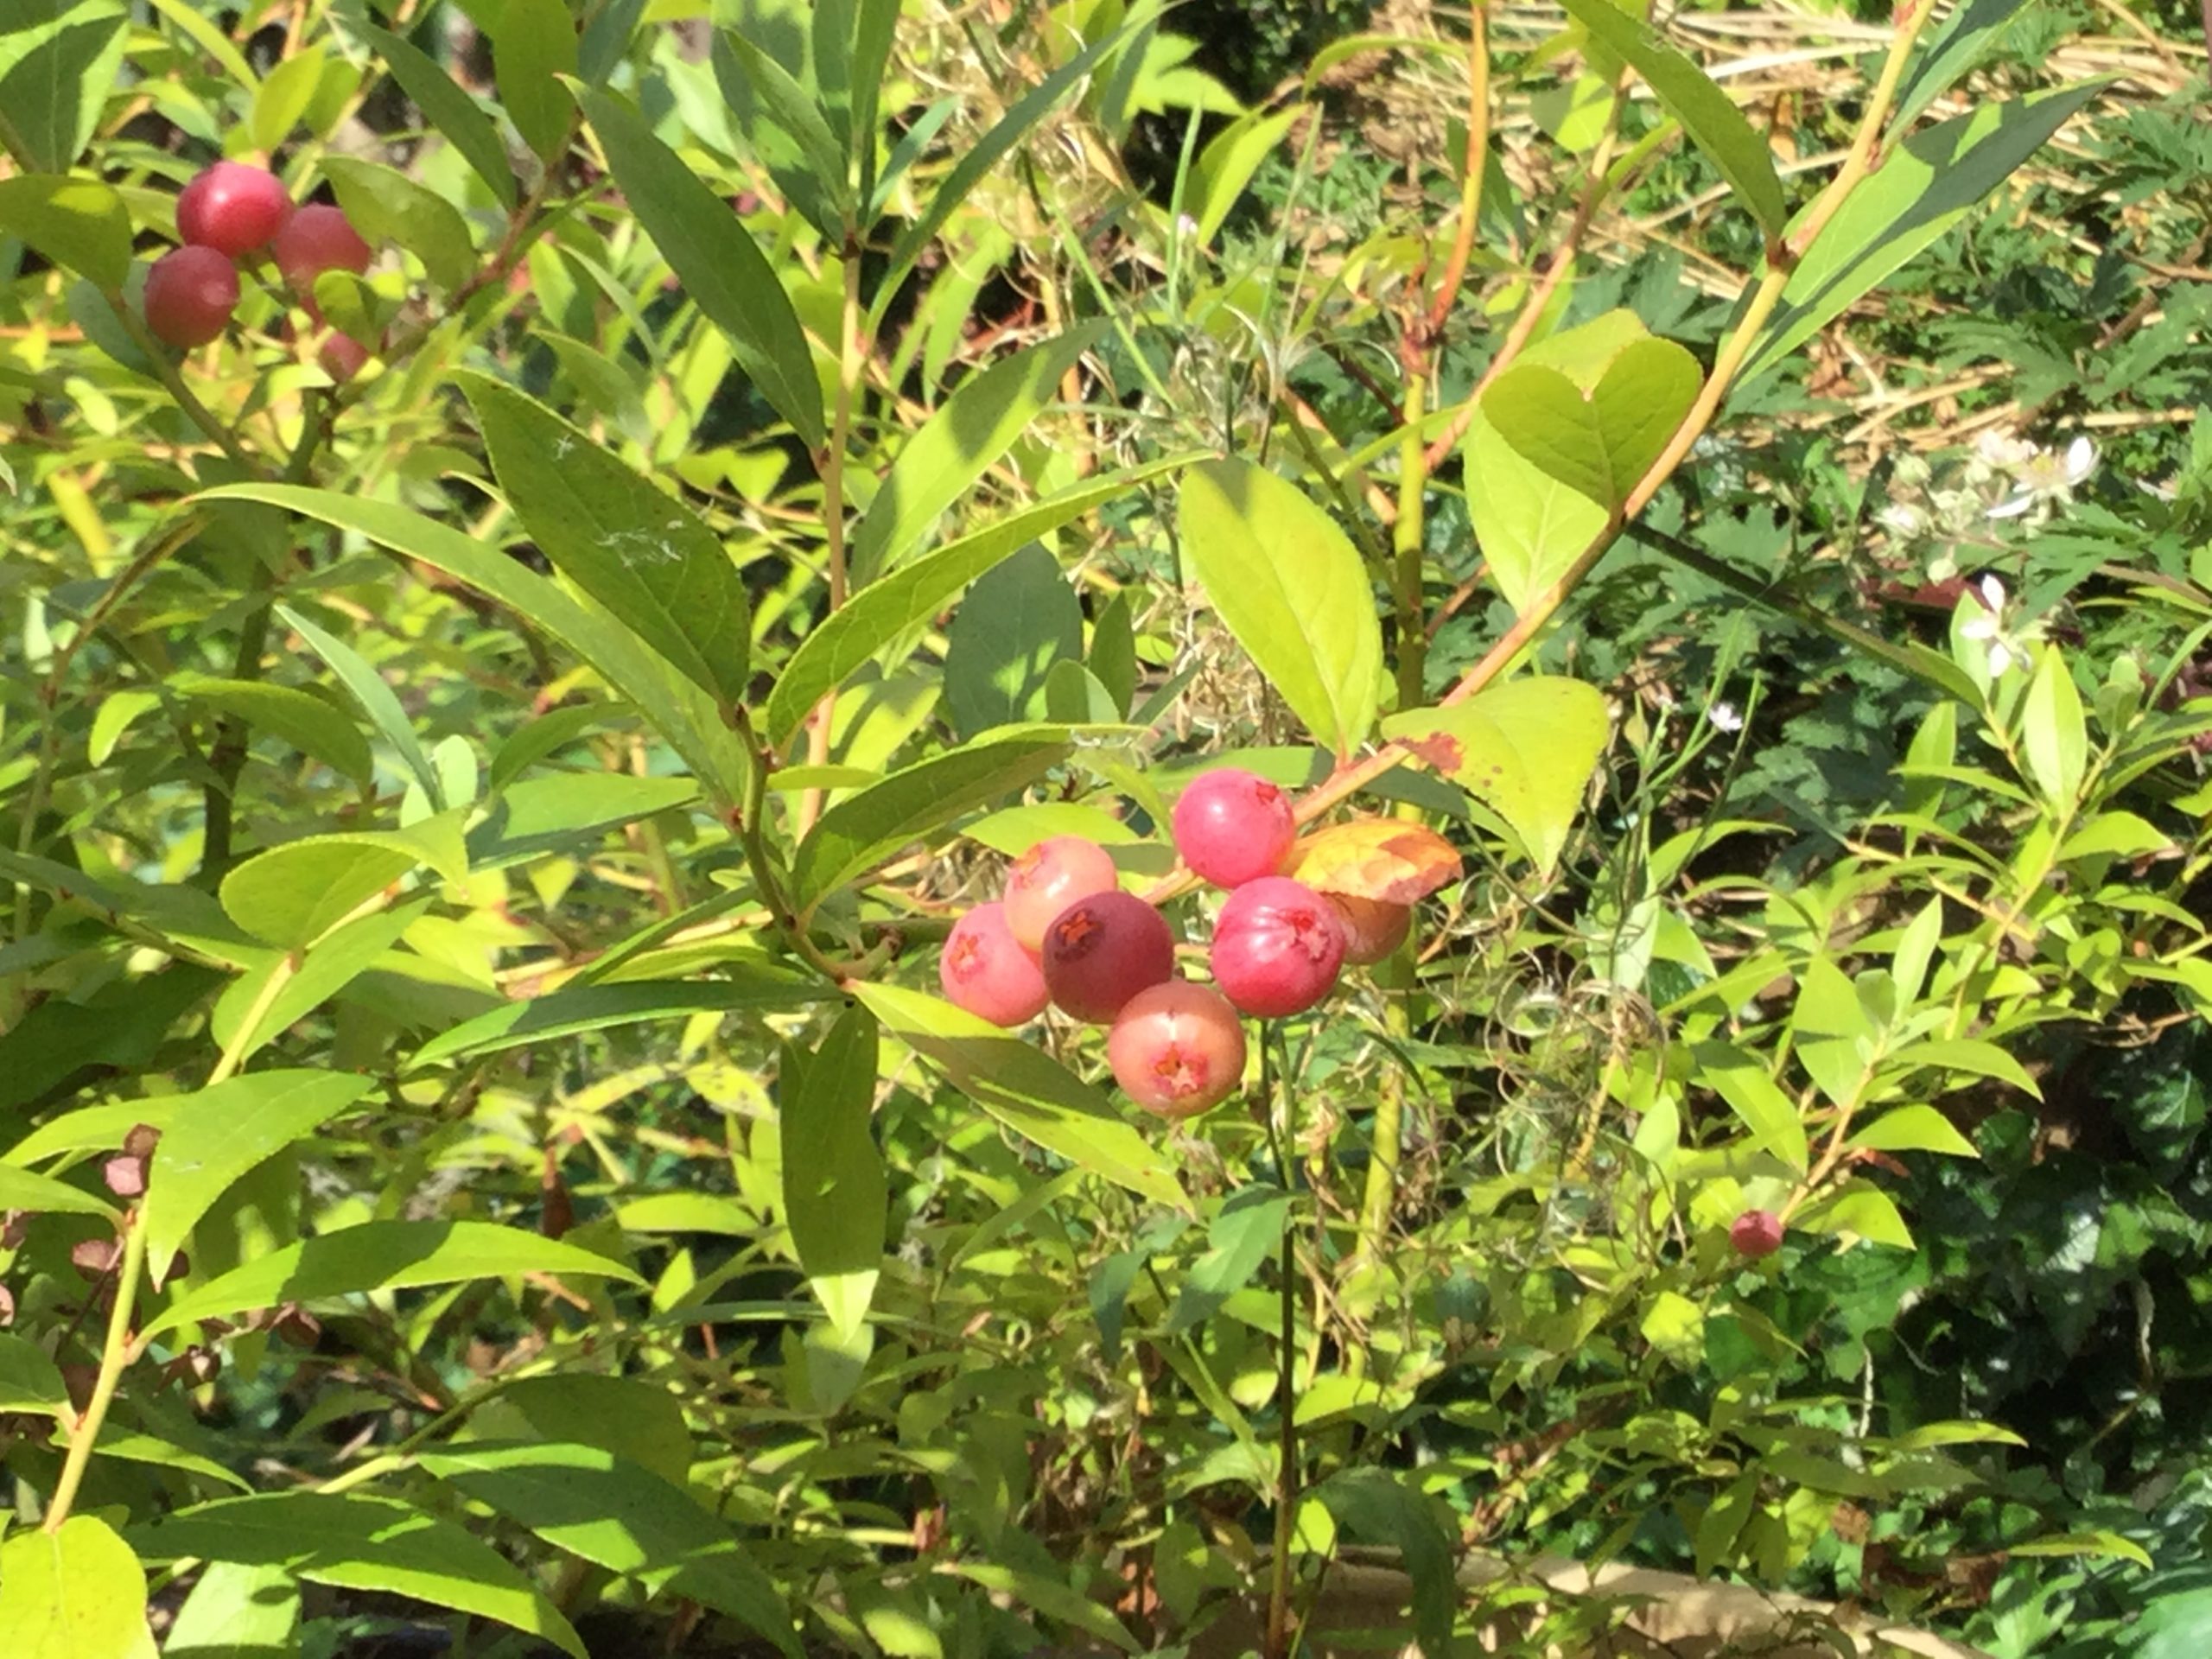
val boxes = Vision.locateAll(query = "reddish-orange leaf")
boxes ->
[1283,819,1460,903]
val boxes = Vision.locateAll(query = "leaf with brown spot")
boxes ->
[1285,820,1461,903]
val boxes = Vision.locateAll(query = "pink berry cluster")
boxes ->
[144,161,378,380]
[940,769,1426,1123]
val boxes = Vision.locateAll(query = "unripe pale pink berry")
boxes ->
[1039,890,1174,1023]
[318,331,372,384]
[143,246,240,348]
[175,162,291,257]
[1172,767,1296,888]
[1209,876,1345,1018]
[1109,980,1247,1119]
[273,203,373,301]
[1731,1210,1784,1259]
[938,902,1049,1027]
[1002,836,1120,955]
[1330,893,1412,965]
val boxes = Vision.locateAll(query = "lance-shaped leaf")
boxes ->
[340,16,518,207]
[0,175,130,289]
[781,1004,887,1339]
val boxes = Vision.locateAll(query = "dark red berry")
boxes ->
[1731,1210,1784,1259]
[1039,891,1174,1023]
[143,246,239,348]
[176,162,291,257]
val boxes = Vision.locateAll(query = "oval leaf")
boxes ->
[782,1005,887,1340]
[410,971,820,1069]
[0,175,130,289]
[1482,337,1702,512]
[172,673,373,784]
[0,1514,154,1659]
[1283,818,1461,903]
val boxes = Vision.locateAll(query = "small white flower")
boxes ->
[1174,213,1198,238]
[1974,429,2038,469]
[1960,575,2019,675]
[1707,701,1744,734]
[1988,435,2095,520]
[1877,502,1927,537]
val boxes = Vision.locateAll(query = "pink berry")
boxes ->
[143,246,239,348]
[274,203,372,300]
[1209,876,1345,1018]
[1172,767,1296,888]
[1002,836,1120,955]
[1731,1210,1784,1259]
[175,162,291,257]
[1039,891,1174,1023]
[1330,893,1412,966]
[938,902,1049,1027]
[1108,981,1247,1119]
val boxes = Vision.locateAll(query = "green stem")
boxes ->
[111,300,257,472]
[1264,1024,1300,1659]
[1391,372,1429,707]
[45,1217,148,1531]
[796,242,867,832]
[200,583,276,880]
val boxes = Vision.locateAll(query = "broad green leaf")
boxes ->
[1892,0,2032,130]
[141,1071,375,1273]
[578,0,645,81]
[1695,1471,1758,1578]
[765,456,1197,746]
[2005,1530,2155,1572]
[164,1561,300,1657]
[0,1514,155,1659]
[1641,1289,1707,1369]
[418,1442,798,1658]
[942,1560,1138,1653]
[1312,1468,1455,1659]
[1187,105,1305,245]
[410,972,819,1068]
[277,603,445,810]
[172,674,372,784]
[490,0,578,163]
[963,802,1141,853]
[1461,398,1610,615]
[577,85,824,448]
[219,836,416,949]
[340,18,518,208]
[789,729,1072,916]
[1744,82,2108,383]
[1554,0,1787,238]
[855,983,1189,1211]
[322,156,475,292]
[2020,643,2087,807]
[1090,589,1138,714]
[486,702,629,795]
[1891,894,1943,1007]
[65,1428,253,1493]
[131,1493,583,1658]
[461,372,751,707]
[0,1162,119,1220]
[1887,1038,2043,1097]
[1690,1042,1809,1172]
[944,543,1084,738]
[1483,338,1702,511]
[2058,810,2171,861]
[1166,1186,1288,1335]
[1177,458,1383,758]
[617,1192,753,1234]
[0,175,130,289]
[251,42,326,151]
[198,487,752,808]
[1380,677,1608,874]
[782,1005,887,1340]
[712,26,849,242]
[1792,955,1870,1110]
[854,323,1109,580]
[467,771,700,868]
[1847,1104,1980,1158]
[211,898,429,1064]
[480,1373,695,1489]
[0,1332,71,1414]
[1796,1179,1914,1250]
[1044,660,1122,724]
[145,1219,642,1340]
[0,3,130,175]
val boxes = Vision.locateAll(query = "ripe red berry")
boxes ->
[939,902,1049,1027]
[317,331,372,384]
[1172,767,1296,888]
[1039,891,1174,1023]
[143,246,240,348]
[1731,1210,1784,1259]
[273,203,372,301]
[175,162,291,257]
[1209,876,1345,1018]
[1109,981,1247,1119]
[1330,893,1412,965]
[1003,836,1120,954]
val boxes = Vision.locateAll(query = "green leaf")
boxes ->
[1695,1471,1758,1578]
[218,836,415,949]
[848,0,901,207]
[1166,1186,1288,1336]
[467,771,700,868]
[1891,894,1942,1007]
[277,603,445,810]
[131,1493,583,1659]
[782,1005,887,1340]
[0,175,130,289]
[1483,338,1702,511]
[1641,1289,1707,1368]
[853,323,1109,580]
[144,1219,642,1341]
[1554,0,1788,238]
[164,1561,299,1657]
[172,673,372,784]
[410,972,819,1068]
[198,486,752,809]
[1847,1104,1980,1158]
[418,1441,798,1657]
[765,456,1196,746]
[2058,811,2171,861]
[1792,955,1870,1110]
[340,18,518,209]
[321,156,475,293]
[1745,82,2108,383]
[485,1373,696,1490]
[855,983,1189,1211]
[1312,1468,1456,1659]
[1691,1042,1809,1173]
[489,0,577,163]
[64,1427,253,1493]
[944,543,1084,738]
[0,1332,71,1415]
[1177,458,1383,758]
[2005,1530,2155,1571]
[576,85,824,449]
[789,730,1072,916]
[1186,105,1305,245]
[1886,1038,2043,1098]
[211,898,429,1065]
[1380,677,1608,874]
[1892,0,2031,130]
[2020,643,2087,807]
[251,42,326,151]
[0,1162,119,1220]
[1461,399,1610,615]
[460,372,751,707]
[1044,660,1121,724]
[0,3,130,175]
[141,1071,375,1274]
[1796,1179,1915,1251]
[0,1515,155,1659]
[712,26,848,242]
[1090,590,1138,715]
